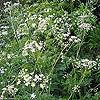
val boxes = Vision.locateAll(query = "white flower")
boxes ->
[33,74,43,81]
[31,82,35,87]
[7,85,13,89]
[16,79,21,85]
[69,36,81,43]
[38,19,48,32]
[48,15,53,18]
[40,84,45,89]
[1,26,9,29]
[33,3,39,7]
[2,88,7,91]
[74,38,81,43]
[70,36,77,39]
[63,33,69,37]
[30,72,34,75]
[25,69,28,72]
[38,17,42,20]
[72,85,80,92]
[6,85,18,94]
[31,23,36,28]
[24,74,32,82]
[22,50,28,56]
[39,74,44,77]
[13,3,19,6]
[79,23,92,31]
[31,48,35,52]
[22,41,42,54]
[1,82,3,84]
[82,63,87,67]
[14,88,18,93]
[75,59,97,69]
[0,68,4,74]
[35,74,39,80]
[7,54,11,59]
[2,31,8,35]
[31,93,36,99]
[35,42,42,50]
[33,78,37,82]
[69,38,73,42]
[4,2,11,6]
[24,74,29,79]
[25,82,30,86]
[44,8,51,12]
[74,39,79,43]
[32,15,37,19]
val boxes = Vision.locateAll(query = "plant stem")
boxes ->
[76,31,86,57]
[48,42,73,78]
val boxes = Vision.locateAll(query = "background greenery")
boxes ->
[0,0,100,100]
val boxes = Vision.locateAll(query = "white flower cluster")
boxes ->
[22,41,42,56]
[1,26,9,35]
[50,14,81,44]
[13,3,20,6]
[4,1,11,12]
[1,85,18,98]
[0,67,7,74]
[1,26,9,30]
[44,8,52,12]
[53,14,69,34]
[24,14,51,33]
[33,3,39,7]
[16,23,29,38]
[17,69,48,89]
[72,85,80,92]
[30,93,36,99]
[3,2,12,13]
[74,10,95,32]
[27,14,37,21]
[63,73,72,79]
[4,2,11,6]
[78,23,92,32]
[69,36,81,43]
[1,31,8,35]
[7,53,18,59]
[75,59,97,70]
[38,18,50,33]
[51,14,81,44]
[61,28,71,40]
[4,2,21,13]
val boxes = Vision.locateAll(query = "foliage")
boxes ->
[0,0,100,100]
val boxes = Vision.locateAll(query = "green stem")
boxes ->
[48,42,73,78]
[68,68,87,100]
[76,31,86,57]
[9,9,19,47]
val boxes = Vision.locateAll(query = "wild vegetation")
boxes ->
[0,0,100,100]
